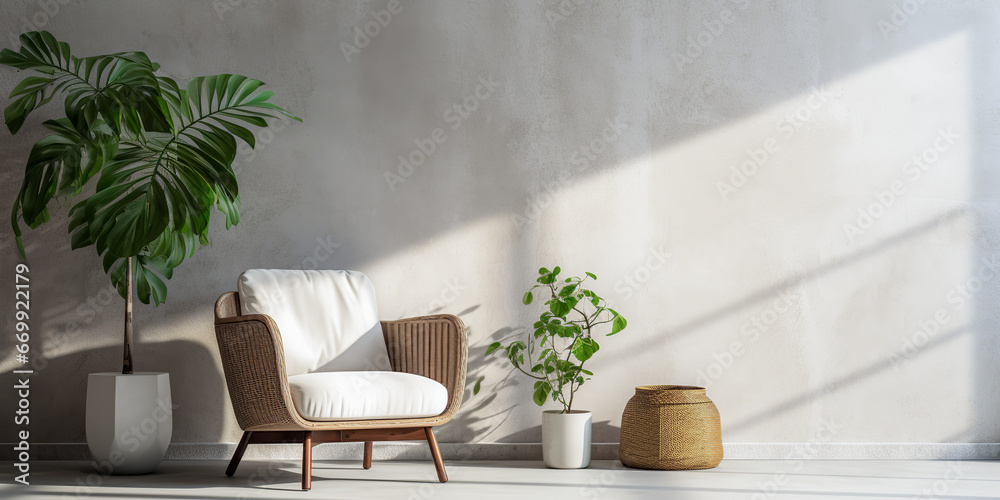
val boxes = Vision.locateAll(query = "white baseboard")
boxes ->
[5,442,999,461]
[720,443,1000,460]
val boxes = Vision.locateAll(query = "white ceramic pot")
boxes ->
[86,372,172,474]
[541,409,592,469]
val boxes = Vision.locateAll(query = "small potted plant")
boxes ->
[1,31,299,474]
[487,266,627,468]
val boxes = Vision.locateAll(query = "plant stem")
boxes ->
[572,305,592,329]
[567,381,574,413]
[513,364,545,380]
[122,258,134,375]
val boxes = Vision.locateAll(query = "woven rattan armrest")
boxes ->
[381,314,469,423]
[214,313,304,431]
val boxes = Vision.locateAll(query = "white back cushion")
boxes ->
[237,269,392,377]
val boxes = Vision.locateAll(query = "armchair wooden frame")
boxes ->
[214,292,467,490]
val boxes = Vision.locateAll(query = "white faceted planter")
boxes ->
[86,372,172,474]
[542,410,592,469]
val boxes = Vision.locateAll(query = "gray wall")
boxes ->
[2,0,1000,459]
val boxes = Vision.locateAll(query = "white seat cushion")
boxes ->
[237,269,392,377]
[287,372,448,421]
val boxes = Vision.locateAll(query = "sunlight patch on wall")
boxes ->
[354,31,975,443]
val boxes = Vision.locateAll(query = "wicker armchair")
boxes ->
[214,290,467,490]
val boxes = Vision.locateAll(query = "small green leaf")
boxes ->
[572,338,600,361]
[485,342,502,355]
[554,324,578,338]
[549,299,571,317]
[473,376,484,395]
[538,267,550,275]
[523,291,533,305]
[507,341,526,367]
[586,272,597,280]
[609,308,627,335]
[556,359,577,372]
[533,382,551,406]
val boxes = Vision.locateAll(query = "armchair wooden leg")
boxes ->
[363,441,373,469]
[302,432,312,490]
[226,431,253,477]
[424,427,447,483]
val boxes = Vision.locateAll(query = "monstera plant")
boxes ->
[1,31,300,374]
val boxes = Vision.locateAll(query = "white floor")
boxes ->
[2,459,999,499]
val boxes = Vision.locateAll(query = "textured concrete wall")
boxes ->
[1,0,999,458]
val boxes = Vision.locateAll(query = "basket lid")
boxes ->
[633,385,711,404]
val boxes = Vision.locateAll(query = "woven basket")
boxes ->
[619,385,723,470]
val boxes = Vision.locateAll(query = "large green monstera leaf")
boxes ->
[1,31,300,304]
